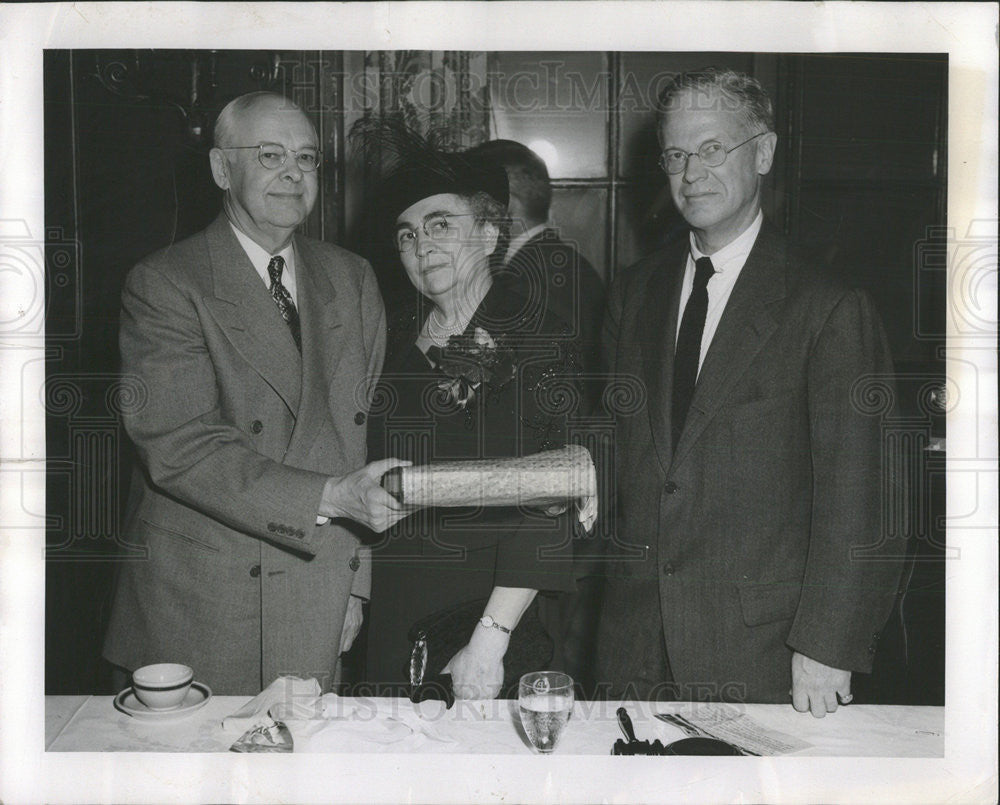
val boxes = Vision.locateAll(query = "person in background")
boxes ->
[466,139,605,379]
[466,138,608,695]
[596,69,904,715]
[103,92,409,695]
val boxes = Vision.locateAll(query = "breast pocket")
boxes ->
[728,390,797,424]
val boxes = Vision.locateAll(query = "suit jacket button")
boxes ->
[296,529,305,538]
[249,565,261,578]
[354,411,366,425]
[250,420,264,434]
[662,562,675,576]
[267,522,277,532]
[349,556,361,572]
[664,481,679,494]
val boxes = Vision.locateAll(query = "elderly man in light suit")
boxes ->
[104,92,409,694]
[597,70,903,715]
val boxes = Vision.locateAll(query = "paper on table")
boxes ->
[679,703,812,756]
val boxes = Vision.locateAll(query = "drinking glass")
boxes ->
[518,671,574,753]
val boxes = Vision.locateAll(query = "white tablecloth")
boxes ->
[45,695,943,756]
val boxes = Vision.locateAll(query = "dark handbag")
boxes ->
[406,597,554,697]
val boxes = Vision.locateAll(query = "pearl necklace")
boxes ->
[424,308,468,345]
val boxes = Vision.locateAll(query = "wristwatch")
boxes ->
[478,615,511,634]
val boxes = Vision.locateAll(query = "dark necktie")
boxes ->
[671,256,715,450]
[267,255,301,352]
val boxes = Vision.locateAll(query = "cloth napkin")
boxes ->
[222,676,458,753]
[289,699,457,753]
[221,676,322,735]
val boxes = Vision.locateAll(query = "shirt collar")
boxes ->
[229,223,296,281]
[689,210,763,272]
[504,222,548,264]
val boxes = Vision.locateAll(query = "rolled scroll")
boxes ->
[381,444,596,508]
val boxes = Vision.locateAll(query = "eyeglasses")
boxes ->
[396,214,477,253]
[219,143,322,172]
[658,132,766,175]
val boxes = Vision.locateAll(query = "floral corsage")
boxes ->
[432,326,516,409]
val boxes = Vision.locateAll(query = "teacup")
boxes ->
[132,663,194,710]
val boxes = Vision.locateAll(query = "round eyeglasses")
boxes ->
[395,213,477,254]
[658,132,766,175]
[220,143,322,172]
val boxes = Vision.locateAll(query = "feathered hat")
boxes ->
[349,116,509,226]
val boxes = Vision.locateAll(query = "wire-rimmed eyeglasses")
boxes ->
[658,132,766,175]
[219,142,322,172]
[395,213,477,254]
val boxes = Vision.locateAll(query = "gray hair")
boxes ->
[463,190,508,228]
[461,190,511,260]
[213,92,309,148]
[657,68,774,135]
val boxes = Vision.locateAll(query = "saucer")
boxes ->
[114,681,212,721]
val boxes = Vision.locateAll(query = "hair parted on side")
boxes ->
[656,68,774,135]
[213,92,308,148]
[465,139,552,225]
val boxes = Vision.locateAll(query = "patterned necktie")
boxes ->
[671,256,715,450]
[267,255,301,352]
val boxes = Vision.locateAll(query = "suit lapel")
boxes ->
[202,215,302,415]
[287,236,345,453]
[670,225,788,470]
[639,238,687,475]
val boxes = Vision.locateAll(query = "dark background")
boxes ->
[44,50,947,703]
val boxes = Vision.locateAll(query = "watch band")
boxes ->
[478,615,511,634]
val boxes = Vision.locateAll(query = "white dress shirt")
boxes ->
[676,211,764,375]
[230,224,298,305]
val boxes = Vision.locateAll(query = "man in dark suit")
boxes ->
[597,69,903,715]
[466,139,605,377]
[103,92,409,694]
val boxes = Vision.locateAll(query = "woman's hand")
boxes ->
[577,455,599,533]
[442,626,509,700]
[576,492,598,533]
[525,493,597,533]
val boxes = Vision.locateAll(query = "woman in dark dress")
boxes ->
[362,147,592,700]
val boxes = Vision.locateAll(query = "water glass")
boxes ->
[518,671,574,753]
